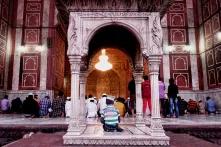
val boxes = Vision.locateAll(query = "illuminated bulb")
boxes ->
[217,32,221,41]
[95,49,112,71]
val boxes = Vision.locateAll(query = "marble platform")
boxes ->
[0,114,221,146]
[63,124,169,146]
[1,114,221,146]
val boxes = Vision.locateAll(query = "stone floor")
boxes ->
[0,114,221,126]
[4,131,220,147]
[0,114,221,146]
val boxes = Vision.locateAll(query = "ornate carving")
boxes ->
[69,55,81,72]
[151,118,163,130]
[72,11,151,18]
[149,16,163,56]
[64,0,174,14]
[150,118,167,138]
[67,16,81,55]
[64,137,169,145]
[134,64,143,73]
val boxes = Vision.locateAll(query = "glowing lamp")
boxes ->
[95,49,112,71]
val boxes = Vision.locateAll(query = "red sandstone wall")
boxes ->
[166,0,192,90]
[50,29,65,93]
[17,0,44,90]
[200,0,221,89]
[0,0,10,89]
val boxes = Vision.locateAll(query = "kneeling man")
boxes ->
[100,97,123,132]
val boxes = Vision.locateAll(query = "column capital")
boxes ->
[68,55,81,64]
[148,55,162,74]
[68,55,81,73]
[148,55,162,63]
[133,66,143,84]
[133,72,143,84]
[79,71,87,84]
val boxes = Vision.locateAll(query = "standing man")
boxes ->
[168,78,179,118]
[128,76,136,116]
[159,77,166,117]
[141,75,151,116]
[51,91,65,117]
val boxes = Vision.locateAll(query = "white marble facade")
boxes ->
[63,11,169,145]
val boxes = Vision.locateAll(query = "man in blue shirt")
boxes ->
[205,97,216,114]
[100,97,123,132]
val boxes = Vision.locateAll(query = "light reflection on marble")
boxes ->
[0,114,221,126]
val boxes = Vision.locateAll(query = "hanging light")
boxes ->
[95,49,112,71]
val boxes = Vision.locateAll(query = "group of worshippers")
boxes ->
[85,94,124,132]
[0,91,70,118]
[180,96,216,115]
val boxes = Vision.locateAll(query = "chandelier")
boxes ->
[95,49,112,71]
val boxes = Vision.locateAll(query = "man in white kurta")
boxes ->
[86,99,98,118]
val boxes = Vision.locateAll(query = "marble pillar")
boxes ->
[79,71,87,126]
[134,67,145,127]
[149,55,166,137]
[64,55,85,136]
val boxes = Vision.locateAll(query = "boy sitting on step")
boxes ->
[100,96,123,132]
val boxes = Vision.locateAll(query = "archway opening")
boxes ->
[86,24,142,98]
[88,24,141,66]
[86,49,131,98]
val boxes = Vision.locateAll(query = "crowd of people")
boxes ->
[0,76,218,127]
[0,91,67,118]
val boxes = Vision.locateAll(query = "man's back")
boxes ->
[206,99,216,112]
[86,102,97,118]
[102,105,119,126]
[159,81,165,99]
[142,80,151,98]
[168,84,178,98]
[1,99,9,111]
[40,98,51,116]
[114,101,126,117]
[98,97,107,113]
[187,100,197,112]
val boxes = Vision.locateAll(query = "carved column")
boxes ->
[134,66,145,127]
[65,55,85,136]
[149,55,166,137]
[79,70,87,126]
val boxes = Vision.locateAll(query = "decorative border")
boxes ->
[22,72,37,87]
[172,56,188,70]
[63,138,169,146]
[208,69,217,87]
[173,73,189,88]
[206,50,214,67]
[217,66,221,85]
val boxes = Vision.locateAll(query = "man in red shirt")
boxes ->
[142,75,151,115]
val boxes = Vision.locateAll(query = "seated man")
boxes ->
[114,97,126,117]
[187,99,198,114]
[86,99,97,118]
[205,97,216,114]
[100,97,123,132]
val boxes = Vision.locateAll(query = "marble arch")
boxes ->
[64,11,169,145]
[85,23,142,68]
[84,21,144,54]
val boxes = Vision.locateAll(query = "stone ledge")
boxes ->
[63,135,169,146]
